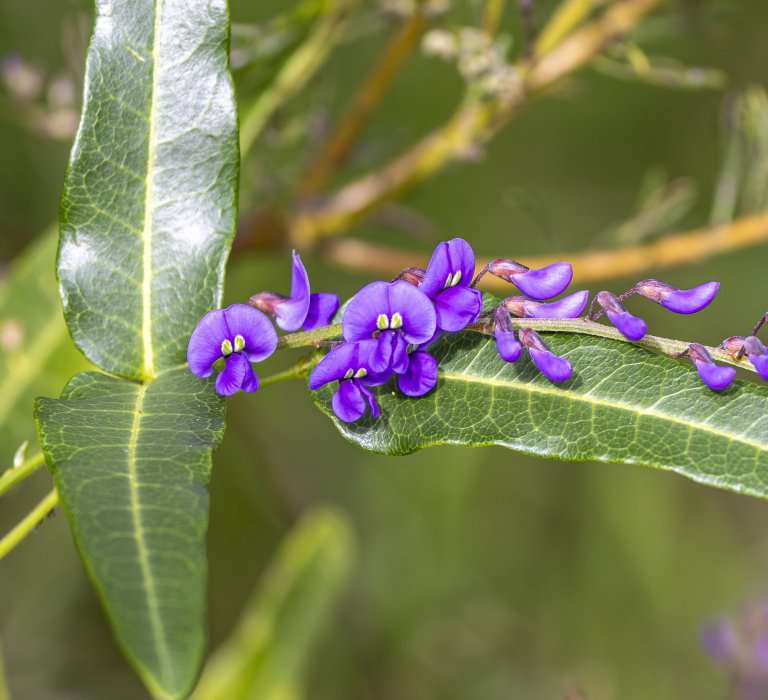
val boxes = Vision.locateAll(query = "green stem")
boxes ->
[260,362,313,388]
[0,452,46,497]
[0,489,59,561]
[275,318,758,373]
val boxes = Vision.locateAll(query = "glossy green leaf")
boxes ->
[0,229,91,464]
[35,367,225,700]
[59,0,238,380]
[312,332,768,498]
[192,509,353,700]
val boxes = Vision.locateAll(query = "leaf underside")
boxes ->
[313,331,768,499]
[35,368,225,699]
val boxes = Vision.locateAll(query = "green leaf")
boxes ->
[0,229,91,464]
[34,367,225,700]
[191,509,353,700]
[312,332,768,499]
[59,0,238,380]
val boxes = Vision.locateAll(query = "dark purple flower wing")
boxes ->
[528,347,573,382]
[241,363,260,393]
[432,285,483,332]
[223,304,278,362]
[332,380,367,422]
[398,350,438,397]
[512,262,572,300]
[216,353,250,395]
[304,293,340,330]
[357,383,381,418]
[187,308,228,377]
[606,309,647,341]
[527,290,589,319]
[420,238,476,298]
[495,326,522,362]
[694,360,735,391]
[370,331,409,374]
[658,281,720,314]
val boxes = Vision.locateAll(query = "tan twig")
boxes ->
[322,208,768,286]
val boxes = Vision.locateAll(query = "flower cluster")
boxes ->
[185,237,765,422]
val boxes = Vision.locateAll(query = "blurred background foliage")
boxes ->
[2,0,768,698]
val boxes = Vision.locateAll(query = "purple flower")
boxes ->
[342,280,436,374]
[503,290,589,319]
[309,340,391,422]
[688,342,736,391]
[398,349,439,397]
[635,278,719,314]
[743,336,768,381]
[187,304,278,396]
[486,259,573,300]
[595,291,647,341]
[494,307,522,362]
[519,328,573,382]
[419,238,483,332]
[249,251,340,331]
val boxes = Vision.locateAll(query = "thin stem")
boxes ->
[751,313,768,338]
[299,5,430,196]
[0,489,59,561]
[321,208,768,286]
[0,452,45,498]
[276,318,759,373]
[535,0,605,57]
[260,361,313,388]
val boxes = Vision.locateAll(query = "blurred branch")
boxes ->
[535,0,606,57]
[483,0,508,36]
[240,0,355,156]
[299,4,432,196]
[0,489,58,561]
[0,452,45,497]
[237,0,660,248]
[322,208,768,284]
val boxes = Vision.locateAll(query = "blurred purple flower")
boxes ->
[688,342,736,391]
[595,291,647,341]
[503,290,589,319]
[187,304,278,395]
[309,340,392,422]
[249,251,339,331]
[635,278,719,314]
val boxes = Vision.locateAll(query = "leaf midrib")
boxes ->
[127,381,174,689]
[440,370,764,454]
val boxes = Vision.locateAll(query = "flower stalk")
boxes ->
[0,488,58,561]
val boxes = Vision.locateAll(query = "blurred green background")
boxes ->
[2,0,768,698]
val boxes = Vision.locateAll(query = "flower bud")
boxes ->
[635,279,719,314]
[519,328,573,382]
[503,290,589,319]
[493,307,521,362]
[688,342,736,391]
[487,260,573,300]
[744,335,768,381]
[596,291,647,341]
[399,267,426,286]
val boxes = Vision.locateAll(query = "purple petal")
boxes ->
[512,262,573,300]
[304,293,340,330]
[386,280,437,344]
[267,252,311,331]
[222,304,278,363]
[391,333,410,374]
[637,279,720,314]
[398,351,438,397]
[215,353,250,395]
[694,359,736,391]
[701,620,738,664]
[433,285,483,332]
[309,340,377,390]
[524,290,589,319]
[342,281,391,341]
[370,331,409,374]
[187,308,228,377]
[241,364,260,393]
[606,309,647,341]
[749,353,768,381]
[332,380,367,422]
[495,326,522,362]
[357,383,381,418]
[420,238,476,298]
[528,347,573,382]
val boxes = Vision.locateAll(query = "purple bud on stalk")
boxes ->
[635,278,719,314]
[688,343,736,391]
[494,306,522,362]
[744,335,768,381]
[486,259,573,300]
[596,291,647,341]
[519,328,573,382]
[398,267,426,286]
[722,335,747,356]
[503,290,589,319]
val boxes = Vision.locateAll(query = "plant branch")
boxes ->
[0,452,46,497]
[278,0,660,247]
[299,5,431,196]
[322,208,768,285]
[275,317,758,373]
[0,488,58,561]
